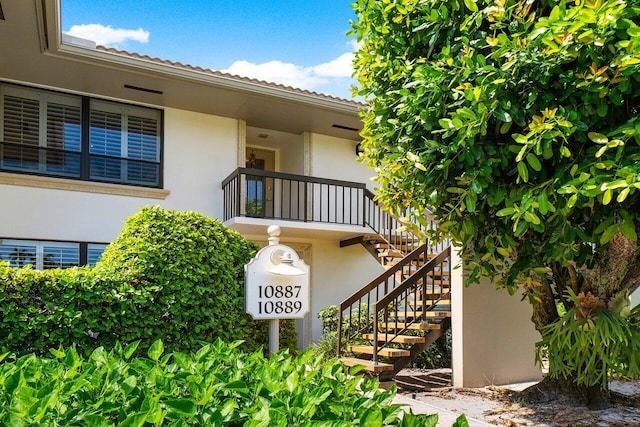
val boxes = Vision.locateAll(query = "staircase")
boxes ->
[338,190,451,379]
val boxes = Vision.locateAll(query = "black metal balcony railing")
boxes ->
[222,168,368,226]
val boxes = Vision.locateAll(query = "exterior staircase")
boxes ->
[338,190,451,379]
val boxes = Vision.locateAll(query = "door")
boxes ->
[246,147,275,218]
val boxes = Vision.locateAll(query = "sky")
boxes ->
[61,1,359,100]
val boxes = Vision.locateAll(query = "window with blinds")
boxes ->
[0,239,107,269]
[89,100,161,186]
[0,83,162,187]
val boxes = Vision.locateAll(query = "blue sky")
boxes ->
[61,1,358,99]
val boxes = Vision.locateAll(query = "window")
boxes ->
[1,85,81,177]
[0,83,162,187]
[0,239,107,269]
[89,100,160,186]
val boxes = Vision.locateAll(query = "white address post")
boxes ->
[245,225,309,355]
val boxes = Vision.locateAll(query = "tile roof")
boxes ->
[96,45,364,107]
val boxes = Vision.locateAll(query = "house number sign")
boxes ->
[245,237,309,320]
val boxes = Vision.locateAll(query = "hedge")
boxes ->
[0,206,297,356]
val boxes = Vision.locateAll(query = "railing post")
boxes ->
[372,304,379,365]
[337,307,343,358]
[236,172,241,218]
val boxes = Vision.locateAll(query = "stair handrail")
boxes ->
[371,247,451,365]
[363,189,446,256]
[336,244,428,354]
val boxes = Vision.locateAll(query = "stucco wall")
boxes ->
[0,107,237,243]
[309,133,374,190]
[451,246,543,387]
[163,108,237,219]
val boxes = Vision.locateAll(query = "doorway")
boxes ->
[245,147,276,218]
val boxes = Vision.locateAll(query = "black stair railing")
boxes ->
[371,247,451,365]
[337,244,429,355]
[363,189,447,256]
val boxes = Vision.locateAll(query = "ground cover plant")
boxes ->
[0,339,466,426]
[351,0,640,408]
[0,206,296,356]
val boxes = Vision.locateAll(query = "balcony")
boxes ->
[221,168,378,239]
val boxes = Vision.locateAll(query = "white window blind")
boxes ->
[42,244,80,269]
[90,101,160,185]
[3,95,40,146]
[0,242,37,268]
[87,243,108,265]
[1,83,162,187]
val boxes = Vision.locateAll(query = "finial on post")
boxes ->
[268,225,281,246]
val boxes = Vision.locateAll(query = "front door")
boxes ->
[245,147,275,218]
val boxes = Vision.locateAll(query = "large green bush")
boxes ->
[0,340,455,426]
[0,206,297,355]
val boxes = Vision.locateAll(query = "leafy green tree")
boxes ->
[351,0,640,408]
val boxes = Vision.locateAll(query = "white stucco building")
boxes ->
[0,0,543,387]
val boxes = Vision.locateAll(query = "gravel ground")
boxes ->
[391,369,640,426]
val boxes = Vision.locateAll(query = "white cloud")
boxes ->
[224,60,328,90]
[222,42,358,98]
[65,24,149,47]
[313,52,354,78]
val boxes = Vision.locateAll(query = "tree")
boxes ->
[351,0,640,408]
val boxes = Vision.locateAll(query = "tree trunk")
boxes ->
[517,376,610,409]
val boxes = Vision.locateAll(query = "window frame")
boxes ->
[0,82,164,188]
[0,238,108,269]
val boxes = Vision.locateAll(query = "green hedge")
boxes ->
[0,340,456,426]
[0,206,297,355]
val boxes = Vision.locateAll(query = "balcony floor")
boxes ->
[224,216,377,240]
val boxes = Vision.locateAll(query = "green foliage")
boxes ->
[318,304,339,335]
[351,0,640,291]
[409,329,452,369]
[0,340,450,426]
[0,206,297,356]
[537,291,640,387]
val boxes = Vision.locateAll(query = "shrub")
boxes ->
[0,206,297,356]
[0,340,456,426]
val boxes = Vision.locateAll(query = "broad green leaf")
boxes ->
[602,189,612,205]
[526,153,542,171]
[164,399,196,417]
[517,162,529,182]
[524,211,541,225]
[453,414,470,427]
[124,341,140,360]
[620,219,638,241]
[463,0,478,12]
[120,413,147,427]
[465,191,477,212]
[496,207,515,217]
[538,193,549,215]
[600,224,619,244]
[360,408,383,427]
[588,132,608,144]
[617,187,630,203]
[494,109,512,123]
[148,340,164,361]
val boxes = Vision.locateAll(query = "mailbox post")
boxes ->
[245,225,309,355]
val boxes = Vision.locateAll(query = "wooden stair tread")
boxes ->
[389,311,452,318]
[362,333,426,344]
[340,357,394,372]
[379,251,436,259]
[378,322,442,331]
[373,243,420,251]
[348,345,410,357]
[401,299,451,305]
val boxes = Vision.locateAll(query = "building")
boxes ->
[1,0,542,387]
